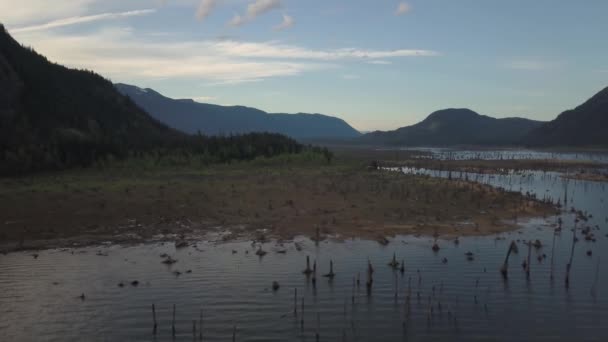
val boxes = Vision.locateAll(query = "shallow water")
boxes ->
[398,147,608,163]
[1,169,607,341]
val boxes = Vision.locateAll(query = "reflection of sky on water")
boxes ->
[1,165,607,341]
[394,147,608,163]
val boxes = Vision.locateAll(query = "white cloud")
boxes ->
[342,74,360,80]
[12,28,324,84]
[0,0,95,26]
[11,26,438,84]
[506,60,561,71]
[196,0,217,21]
[273,14,294,31]
[395,2,411,16]
[209,41,438,60]
[229,0,282,27]
[9,9,156,33]
[368,60,392,65]
[192,95,218,102]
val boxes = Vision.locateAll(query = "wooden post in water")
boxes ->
[300,297,304,331]
[152,304,158,335]
[172,304,176,338]
[550,231,557,280]
[199,309,203,341]
[294,288,298,316]
[315,312,320,342]
[192,320,196,339]
[500,241,516,279]
[525,242,532,278]
[565,227,577,289]
[232,325,236,342]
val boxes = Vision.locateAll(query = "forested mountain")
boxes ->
[0,25,309,175]
[361,108,544,146]
[525,87,608,147]
[116,83,361,140]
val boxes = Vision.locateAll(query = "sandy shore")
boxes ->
[0,159,559,252]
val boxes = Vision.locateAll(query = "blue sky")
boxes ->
[3,0,608,131]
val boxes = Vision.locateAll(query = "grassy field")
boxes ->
[0,152,558,251]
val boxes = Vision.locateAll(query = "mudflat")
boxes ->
[0,158,557,251]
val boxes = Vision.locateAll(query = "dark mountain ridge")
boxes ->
[115,83,361,140]
[361,108,545,146]
[0,25,307,175]
[525,87,608,147]
[0,24,185,174]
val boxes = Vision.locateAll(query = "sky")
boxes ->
[2,0,608,131]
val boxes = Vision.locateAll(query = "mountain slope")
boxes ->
[116,83,361,140]
[361,108,544,146]
[0,25,182,174]
[525,87,608,147]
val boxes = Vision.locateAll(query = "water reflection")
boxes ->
[0,166,607,341]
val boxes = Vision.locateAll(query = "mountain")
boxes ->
[0,24,185,174]
[361,108,544,146]
[525,87,608,147]
[115,83,361,140]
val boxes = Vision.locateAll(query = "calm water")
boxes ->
[398,147,608,163]
[1,166,607,341]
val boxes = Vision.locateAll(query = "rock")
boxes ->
[175,241,188,249]
[162,257,178,265]
[118,282,124,287]
[377,236,390,246]
[256,248,267,257]
[442,257,448,264]
[532,240,542,249]
[432,243,440,252]
[272,281,280,291]
[587,250,593,256]
[131,280,139,286]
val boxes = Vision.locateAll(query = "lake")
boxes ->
[1,152,607,341]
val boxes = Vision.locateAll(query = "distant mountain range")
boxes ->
[360,86,608,147]
[116,83,361,140]
[360,109,545,146]
[524,87,608,147]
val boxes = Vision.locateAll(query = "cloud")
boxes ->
[0,0,95,26]
[12,27,438,84]
[192,95,218,102]
[12,28,324,84]
[10,9,156,33]
[273,14,294,31]
[342,74,360,80]
[367,60,392,65]
[229,0,282,27]
[209,41,439,60]
[505,60,561,71]
[196,0,217,21]
[395,2,411,16]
